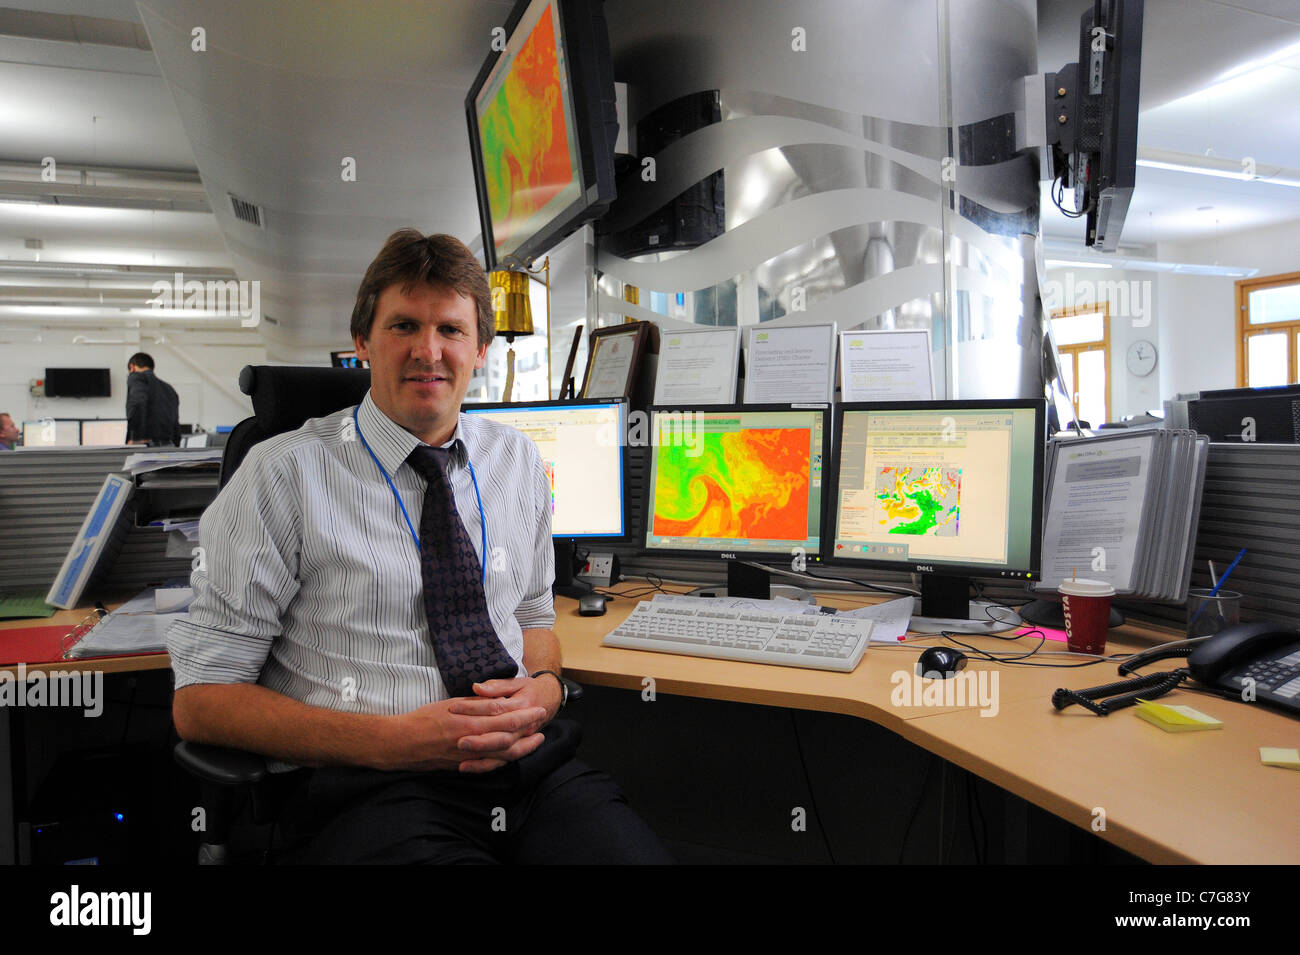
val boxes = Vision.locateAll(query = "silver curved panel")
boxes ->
[597,0,1044,401]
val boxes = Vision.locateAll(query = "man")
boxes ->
[167,229,670,864]
[125,352,181,446]
[0,413,20,450]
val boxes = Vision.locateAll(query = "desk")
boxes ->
[554,584,1300,865]
[0,603,170,864]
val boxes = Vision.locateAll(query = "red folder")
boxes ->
[0,626,72,666]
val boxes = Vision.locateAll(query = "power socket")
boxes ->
[576,552,619,588]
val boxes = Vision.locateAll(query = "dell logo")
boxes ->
[721,553,738,559]
[916,565,935,572]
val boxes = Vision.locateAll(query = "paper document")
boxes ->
[1038,434,1153,592]
[839,329,934,401]
[834,596,915,642]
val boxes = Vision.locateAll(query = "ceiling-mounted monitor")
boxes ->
[1045,0,1144,251]
[465,0,618,271]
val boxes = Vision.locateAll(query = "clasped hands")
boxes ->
[384,675,564,773]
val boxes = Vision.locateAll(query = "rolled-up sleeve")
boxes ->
[513,442,555,631]
[166,444,302,688]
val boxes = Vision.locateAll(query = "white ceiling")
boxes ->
[1,0,1298,353]
[1038,0,1300,248]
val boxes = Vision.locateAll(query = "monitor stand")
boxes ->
[906,575,1021,635]
[688,560,816,605]
[551,539,593,600]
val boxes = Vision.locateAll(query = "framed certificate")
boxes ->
[580,322,652,399]
[653,327,741,404]
[742,322,837,404]
[838,328,934,401]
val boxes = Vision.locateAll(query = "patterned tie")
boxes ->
[406,444,517,697]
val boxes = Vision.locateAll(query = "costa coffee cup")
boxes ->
[1058,578,1115,654]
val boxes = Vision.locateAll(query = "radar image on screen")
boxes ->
[874,466,961,537]
[477,1,581,258]
[652,428,810,540]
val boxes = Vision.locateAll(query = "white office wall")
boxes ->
[1044,266,1160,421]
[1156,218,1300,399]
[0,339,266,435]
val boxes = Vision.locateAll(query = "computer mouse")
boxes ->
[917,647,968,679]
[578,593,609,616]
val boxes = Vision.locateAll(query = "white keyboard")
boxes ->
[602,601,873,672]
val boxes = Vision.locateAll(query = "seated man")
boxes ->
[167,229,670,864]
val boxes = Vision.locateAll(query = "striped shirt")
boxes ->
[166,391,555,721]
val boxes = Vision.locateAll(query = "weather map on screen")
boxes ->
[875,466,961,536]
[653,430,810,540]
[475,0,582,262]
[645,409,826,555]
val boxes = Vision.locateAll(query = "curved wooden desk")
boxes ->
[555,584,1300,865]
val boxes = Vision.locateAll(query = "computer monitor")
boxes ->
[826,400,1046,625]
[1045,0,1144,251]
[465,0,618,270]
[21,419,81,447]
[461,399,626,538]
[80,419,128,446]
[642,404,830,596]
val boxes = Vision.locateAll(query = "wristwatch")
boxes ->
[527,670,569,712]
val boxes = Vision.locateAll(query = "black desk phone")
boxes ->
[1053,622,1300,716]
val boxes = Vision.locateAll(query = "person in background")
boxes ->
[125,353,181,447]
[0,413,20,450]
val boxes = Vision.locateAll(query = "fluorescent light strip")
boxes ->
[1137,159,1300,189]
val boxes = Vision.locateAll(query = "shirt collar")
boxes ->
[355,391,469,475]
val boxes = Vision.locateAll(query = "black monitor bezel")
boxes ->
[460,396,630,540]
[824,398,1047,582]
[639,402,832,565]
[464,0,618,272]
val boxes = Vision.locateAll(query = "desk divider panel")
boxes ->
[0,447,213,594]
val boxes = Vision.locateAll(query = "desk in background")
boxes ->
[0,603,172,864]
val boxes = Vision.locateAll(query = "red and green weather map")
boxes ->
[653,429,812,541]
[478,4,577,254]
[874,466,961,536]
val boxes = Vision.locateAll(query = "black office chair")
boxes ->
[175,364,371,863]
[173,364,581,863]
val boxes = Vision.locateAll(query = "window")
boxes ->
[1237,272,1300,387]
[1050,304,1111,428]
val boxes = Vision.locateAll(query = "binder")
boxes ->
[1036,429,1209,603]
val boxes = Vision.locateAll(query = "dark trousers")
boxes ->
[275,719,672,864]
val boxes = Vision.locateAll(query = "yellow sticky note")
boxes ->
[1259,747,1300,770]
[1133,700,1223,732]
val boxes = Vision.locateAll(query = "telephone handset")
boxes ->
[1184,623,1300,711]
[1053,622,1300,716]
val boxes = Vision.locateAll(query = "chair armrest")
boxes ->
[561,676,583,704]
[174,741,269,787]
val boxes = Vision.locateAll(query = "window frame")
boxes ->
[1236,270,1300,388]
[1051,303,1112,427]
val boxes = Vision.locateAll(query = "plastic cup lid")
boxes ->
[1058,577,1115,597]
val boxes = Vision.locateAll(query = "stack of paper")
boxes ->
[1036,430,1209,602]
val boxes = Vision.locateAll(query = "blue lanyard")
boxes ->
[352,405,487,584]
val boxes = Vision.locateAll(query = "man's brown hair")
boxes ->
[350,229,493,346]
